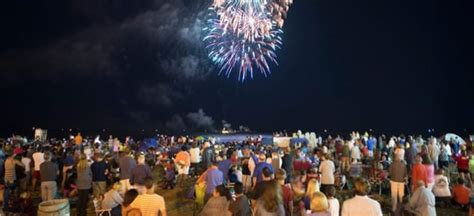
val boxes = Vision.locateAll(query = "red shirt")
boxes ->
[456,156,470,171]
[281,184,294,216]
[412,164,428,187]
[453,185,470,205]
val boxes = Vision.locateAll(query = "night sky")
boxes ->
[0,0,473,137]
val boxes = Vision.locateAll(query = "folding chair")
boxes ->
[93,198,112,216]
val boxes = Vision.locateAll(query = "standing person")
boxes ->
[302,179,321,211]
[307,192,331,216]
[341,141,351,173]
[62,150,74,189]
[428,139,440,170]
[422,155,435,191]
[253,154,274,186]
[388,154,407,212]
[326,186,340,216]
[254,180,285,216]
[438,143,450,169]
[351,143,361,164]
[319,154,335,194]
[20,152,32,191]
[32,147,44,191]
[130,177,167,216]
[198,161,224,201]
[341,178,383,216]
[91,153,108,198]
[411,155,427,191]
[281,147,293,184]
[394,144,405,161]
[275,169,293,216]
[3,151,25,210]
[75,132,83,147]
[202,142,215,173]
[241,148,253,193]
[76,154,92,216]
[455,150,470,181]
[406,180,436,216]
[175,146,191,185]
[130,153,152,194]
[190,143,201,176]
[40,151,58,201]
[119,149,136,194]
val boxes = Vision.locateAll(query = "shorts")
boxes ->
[33,171,41,180]
[459,168,469,174]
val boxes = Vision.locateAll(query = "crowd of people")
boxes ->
[0,131,472,216]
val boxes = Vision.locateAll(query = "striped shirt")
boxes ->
[4,158,17,182]
[130,193,166,216]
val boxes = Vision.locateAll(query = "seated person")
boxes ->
[102,182,123,216]
[452,178,470,207]
[200,185,232,216]
[406,180,436,216]
[228,182,251,216]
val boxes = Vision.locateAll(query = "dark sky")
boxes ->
[0,0,473,137]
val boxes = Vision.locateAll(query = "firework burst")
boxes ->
[204,0,288,81]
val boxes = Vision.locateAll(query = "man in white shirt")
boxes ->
[21,153,32,191]
[32,148,45,191]
[319,154,335,194]
[342,178,383,216]
[189,143,201,176]
[130,177,167,216]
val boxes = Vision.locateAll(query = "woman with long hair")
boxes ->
[254,180,285,216]
[76,154,92,216]
[307,192,331,216]
[302,179,320,210]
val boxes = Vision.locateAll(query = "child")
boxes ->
[326,186,340,216]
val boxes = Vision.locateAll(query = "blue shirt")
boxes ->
[218,159,232,179]
[367,138,376,151]
[205,168,224,194]
[253,162,274,183]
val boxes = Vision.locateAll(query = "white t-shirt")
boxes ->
[21,157,32,172]
[341,195,382,216]
[328,197,340,216]
[319,160,335,185]
[32,152,44,171]
[130,193,166,216]
[433,175,451,197]
[189,147,201,163]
